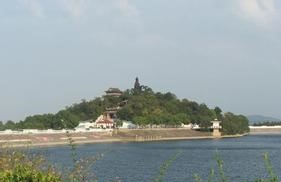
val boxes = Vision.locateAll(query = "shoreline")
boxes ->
[0,134,246,149]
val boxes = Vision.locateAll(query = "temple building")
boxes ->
[104,87,127,122]
[93,87,128,128]
[104,107,119,121]
[94,115,114,129]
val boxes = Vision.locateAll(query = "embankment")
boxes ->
[0,128,244,148]
[250,126,281,135]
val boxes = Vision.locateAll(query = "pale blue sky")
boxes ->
[1,0,281,121]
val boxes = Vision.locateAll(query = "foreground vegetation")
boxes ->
[0,149,61,182]
[0,79,249,135]
[0,134,101,182]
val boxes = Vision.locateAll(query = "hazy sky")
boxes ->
[1,0,281,121]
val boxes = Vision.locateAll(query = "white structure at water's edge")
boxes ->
[211,119,222,137]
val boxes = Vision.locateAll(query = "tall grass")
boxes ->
[153,150,182,182]
[64,132,103,182]
[255,153,279,182]
[194,152,279,182]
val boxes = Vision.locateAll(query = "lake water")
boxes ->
[35,134,281,182]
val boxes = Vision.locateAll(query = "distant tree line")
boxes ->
[253,121,281,126]
[0,98,107,130]
[0,83,249,135]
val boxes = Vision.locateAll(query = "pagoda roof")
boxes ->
[105,88,123,93]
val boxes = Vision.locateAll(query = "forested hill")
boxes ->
[118,87,249,134]
[0,85,249,135]
[247,115,281,124]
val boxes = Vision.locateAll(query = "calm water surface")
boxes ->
[35,134,281,182]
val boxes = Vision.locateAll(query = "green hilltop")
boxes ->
[0,78,249,135]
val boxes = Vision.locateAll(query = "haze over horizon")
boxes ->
[1,0,281,121]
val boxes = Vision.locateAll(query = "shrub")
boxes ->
[0,149,61,182]
[0,164,61,182]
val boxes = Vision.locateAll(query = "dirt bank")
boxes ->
[0,129,244,148]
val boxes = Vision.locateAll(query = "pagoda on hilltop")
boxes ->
[105,88,123,97]
[103,87,124,123]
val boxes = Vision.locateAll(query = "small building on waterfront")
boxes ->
[211,119,222,137]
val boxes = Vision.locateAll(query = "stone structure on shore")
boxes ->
[211,119,222,137]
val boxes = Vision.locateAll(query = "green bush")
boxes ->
[0,164,62,182]
[0,149,62,182]
[0,133,102,182]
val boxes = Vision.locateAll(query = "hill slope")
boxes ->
[247,115,281,124]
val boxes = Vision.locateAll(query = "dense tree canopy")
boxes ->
[116,87,249,134]
[0,83,249,134]
[221,112,249,134]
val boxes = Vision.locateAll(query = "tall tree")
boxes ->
[5,120,16,130]
[214,106,223,120]
[134,77,142,93]
[0,121,4,130]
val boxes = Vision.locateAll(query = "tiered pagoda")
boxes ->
[105,88,123,97]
